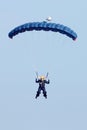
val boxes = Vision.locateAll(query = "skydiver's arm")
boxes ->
[35,78,39,83]
[45,79,50,84]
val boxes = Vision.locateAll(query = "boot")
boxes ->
[43,92,47,99]
[35,91,40,99]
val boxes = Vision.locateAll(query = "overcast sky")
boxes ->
[0,0,87,130]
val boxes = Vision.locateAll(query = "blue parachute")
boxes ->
[8,21,77,40]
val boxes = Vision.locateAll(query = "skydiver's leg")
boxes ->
[42,87,47,98]
[35,87,41,99]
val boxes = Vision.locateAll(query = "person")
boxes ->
[35,76,50,99]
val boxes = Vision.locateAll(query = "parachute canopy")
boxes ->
[8,21,77,40]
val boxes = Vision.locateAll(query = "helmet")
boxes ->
[40,76,45,80]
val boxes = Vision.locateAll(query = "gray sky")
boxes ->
[0,0,87,130]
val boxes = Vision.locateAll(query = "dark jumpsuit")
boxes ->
[35,79,50,98]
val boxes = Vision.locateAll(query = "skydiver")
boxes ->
[35,76,50,99]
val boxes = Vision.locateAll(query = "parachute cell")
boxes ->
[8,21,77,40]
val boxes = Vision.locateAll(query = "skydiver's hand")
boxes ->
[48,79,50,83]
